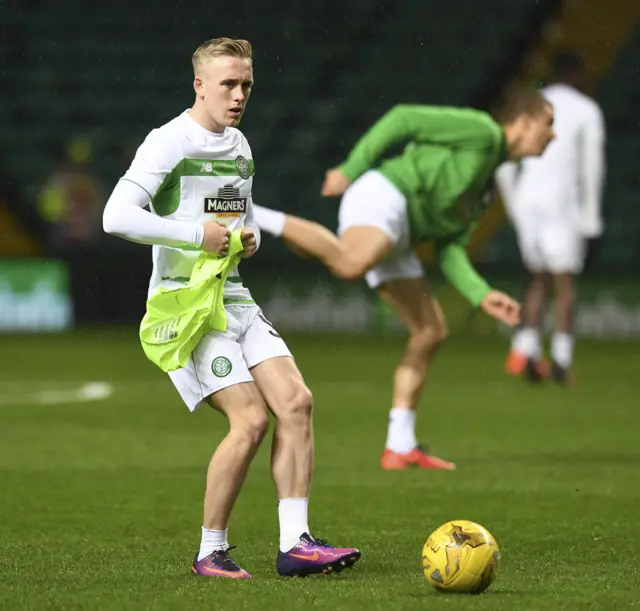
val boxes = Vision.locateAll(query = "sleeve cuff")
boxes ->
[194,224,205,248]
[337,161,363,182]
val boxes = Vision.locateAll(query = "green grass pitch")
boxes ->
[1,330,638,610]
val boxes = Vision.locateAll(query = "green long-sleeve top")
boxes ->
[338,105,506,306]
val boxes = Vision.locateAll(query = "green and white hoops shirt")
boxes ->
[121,110,257,304]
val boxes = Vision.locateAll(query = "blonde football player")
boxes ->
[102,38,360,579]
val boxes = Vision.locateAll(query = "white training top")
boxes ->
[103,110,260,301]
[496,84,606,237]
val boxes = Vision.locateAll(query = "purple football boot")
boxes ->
[192,546,252,579]
[277,533,361,577]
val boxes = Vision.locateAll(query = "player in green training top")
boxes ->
[253,88,555,471]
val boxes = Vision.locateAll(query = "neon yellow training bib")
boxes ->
[139,230,244,372]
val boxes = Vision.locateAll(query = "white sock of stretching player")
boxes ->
[198,527,228,561]
[385,407,418,454]
[511,327,542,359]
[253,204,286,237]
[551,332,574,368]
[279,498,310,552]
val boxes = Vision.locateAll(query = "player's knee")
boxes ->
[411,324,448,356]
[276,384,314,426]
[235,409,269,447]
[328,252,370,281]
[554,276,575,299]
[530,273,547,289]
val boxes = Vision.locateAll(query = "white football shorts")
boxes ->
[168,304,292,411]
[337,170,424,289]
[514,212,585,274]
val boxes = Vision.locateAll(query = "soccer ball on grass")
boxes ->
[421,520,500,594]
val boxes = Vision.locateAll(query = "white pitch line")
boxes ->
[0,381,114,406]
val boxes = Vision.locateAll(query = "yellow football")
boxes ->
[422,520,501,594]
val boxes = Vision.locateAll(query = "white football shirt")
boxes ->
[120,110,258,301]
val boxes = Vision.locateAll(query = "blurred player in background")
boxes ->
[498,51,606,386]
[254,90,555,471]
[103,38,359,579]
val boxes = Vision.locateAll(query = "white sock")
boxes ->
[278,498,309,552]
[551,332,574,368]
[253,204,286,237]
[512,327,541,359]
[197,527,228,561]
[385,407,418,454]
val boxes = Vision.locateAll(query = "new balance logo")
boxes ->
[153,318,180,342]
[204,184,247,216]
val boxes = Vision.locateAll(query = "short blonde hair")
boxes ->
[192,38,253,74]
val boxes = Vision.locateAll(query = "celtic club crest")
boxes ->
[235,155,250,179]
